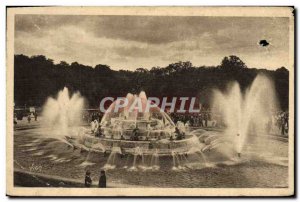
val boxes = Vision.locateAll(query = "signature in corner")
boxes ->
[29,163,43,173]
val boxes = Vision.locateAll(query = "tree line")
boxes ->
[14,54,289,110]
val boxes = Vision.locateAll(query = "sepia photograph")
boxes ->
[6,6,294,197]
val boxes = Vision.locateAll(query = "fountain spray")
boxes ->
[212,74,278,160]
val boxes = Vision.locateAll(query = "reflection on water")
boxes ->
[14,126,288,188]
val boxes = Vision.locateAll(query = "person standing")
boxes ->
[132,127,139,141]
[199,114,203,127]
[98,170,107,188]
[27,113,31,123]
[284,112,289,132]
[204,113,208,127]
[34,112,38,121]
[84,170,92,187]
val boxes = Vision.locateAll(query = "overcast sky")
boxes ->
[15,15,289,70]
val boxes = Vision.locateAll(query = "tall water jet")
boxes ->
[212,74,279,155]
[42,87,84,136]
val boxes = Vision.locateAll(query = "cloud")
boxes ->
[14,15,290,70]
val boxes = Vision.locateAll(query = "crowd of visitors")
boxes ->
[13,106,289,137]
[84,109,289,137]
[82,111,103,123]
[169,112,219,128]
[14,111,38,124]
[270,111,289,136]
[169,110,289,136]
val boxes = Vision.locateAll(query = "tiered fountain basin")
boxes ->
[68,91,201,156]
[70,133,197,156]
[68,115,198,156]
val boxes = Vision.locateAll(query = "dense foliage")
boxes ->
[14,54,289,110]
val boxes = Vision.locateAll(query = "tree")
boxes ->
[135,68,149,73]
[221,55,247,69]
[150,67,164,76]
[58,61,69,68]
[13,54,289,110]
[95,64,111,71]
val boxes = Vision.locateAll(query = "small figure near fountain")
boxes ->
[27,113,31,123]
[131,126,139,141]
[237,134,241,158]
[98,170,106,188]
[91,119,99,134]
[84,170,92,187]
